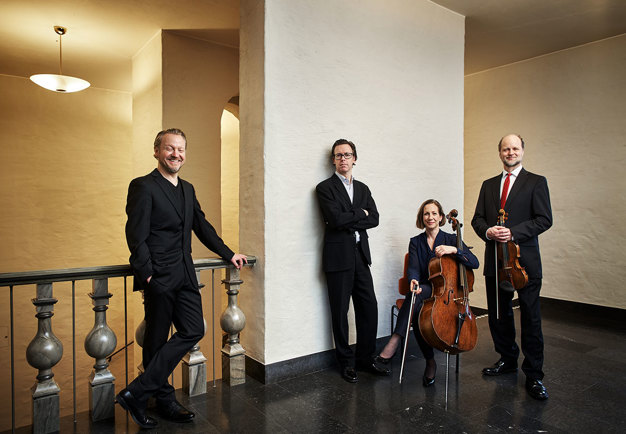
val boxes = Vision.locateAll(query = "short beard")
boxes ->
[503,159,520,168]
[160,160,181,174]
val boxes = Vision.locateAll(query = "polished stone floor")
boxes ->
[8,301,626,433]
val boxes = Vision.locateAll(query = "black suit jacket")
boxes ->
[471,168,552,278]
[125,169,234,292]
[316,174,379,273]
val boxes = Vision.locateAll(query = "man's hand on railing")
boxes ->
[230,254,248,269]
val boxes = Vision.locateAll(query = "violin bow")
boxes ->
[399,282,418,384]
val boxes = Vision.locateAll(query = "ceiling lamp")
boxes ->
[30,26,90,93]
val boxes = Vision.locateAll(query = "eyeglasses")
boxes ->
[333,152,354,160]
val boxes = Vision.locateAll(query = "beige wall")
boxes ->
[0,77,132,272]
[0,73,132,429]
[464,35,626,309]
[221,110,240,251]
[132,31,163,178]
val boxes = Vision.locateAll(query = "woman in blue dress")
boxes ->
[375,199,479,386]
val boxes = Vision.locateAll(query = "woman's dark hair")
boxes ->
[416,199,446,229]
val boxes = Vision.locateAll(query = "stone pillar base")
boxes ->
[182,359,207,396]
[89,382,115,421]
[33,393,60,434]
[222,343,246,386]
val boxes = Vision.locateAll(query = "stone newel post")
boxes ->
[26,283,63,434]
[84,278,117,421]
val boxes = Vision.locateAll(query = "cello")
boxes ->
[496,209,528,292]
[419,209,477,355]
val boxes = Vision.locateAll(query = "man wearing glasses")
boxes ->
[316,139,389,383]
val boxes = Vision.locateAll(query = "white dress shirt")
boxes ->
[335,172,360,243]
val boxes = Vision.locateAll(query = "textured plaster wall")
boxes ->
[464,35,626,309]
[241,0,465,364]
[132,31,163,178]
[0,74,132,429]
[239,0,267,364]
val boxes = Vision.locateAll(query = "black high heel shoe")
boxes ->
[422,360,436,387]
[422,374,435,387]
[374,355,392,365]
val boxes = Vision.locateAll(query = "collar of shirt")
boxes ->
[335,171,353,185]
[335,171,354,203]
[502,165,523,179]
[334,172,360,242]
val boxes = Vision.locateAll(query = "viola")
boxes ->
[496,209,528,292]
[419,209,477,355]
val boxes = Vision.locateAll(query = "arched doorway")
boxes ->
[221,96,240,252]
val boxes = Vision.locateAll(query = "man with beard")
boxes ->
[472,134,552,400]
[116,128,247,428]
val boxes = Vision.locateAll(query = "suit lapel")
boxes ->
[353,180,364,207]
[504,168,527,210]
[150,169,184,221]
[181,179,193,232]
[330,174,353,207]
[489,175,501,211]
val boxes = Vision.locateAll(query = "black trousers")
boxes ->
[325,244,378,368]
[485,276,544,380]
[128,270,204,405]
[393,282,434,360]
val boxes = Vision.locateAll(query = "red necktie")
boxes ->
[500,173,511,209]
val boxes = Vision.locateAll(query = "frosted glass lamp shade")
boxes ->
[30,74,90,93]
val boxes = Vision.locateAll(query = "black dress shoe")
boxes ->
[341,366,358,383]
[482,360,518,376]
[115,388,158,429]
[526,379,549,400]
[157,400,195,423]
[357,359,391,376]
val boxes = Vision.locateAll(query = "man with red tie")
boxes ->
[471,134,553,400]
